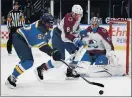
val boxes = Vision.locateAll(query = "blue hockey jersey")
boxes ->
[17,20,51,48]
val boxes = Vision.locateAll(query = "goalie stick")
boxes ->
[61,60,104,88]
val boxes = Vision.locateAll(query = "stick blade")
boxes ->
[90,82,104,87]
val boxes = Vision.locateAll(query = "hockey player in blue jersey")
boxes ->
[5,13,62,89]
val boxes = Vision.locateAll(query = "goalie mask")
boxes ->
[90,17,100,33]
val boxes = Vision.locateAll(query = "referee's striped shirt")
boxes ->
[7,10,25,28]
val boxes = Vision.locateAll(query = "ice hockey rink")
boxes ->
[1,47,131,97]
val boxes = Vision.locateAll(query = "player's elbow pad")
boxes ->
[39,45,53,56]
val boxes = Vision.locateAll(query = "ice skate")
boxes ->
[5,75,17,89]
[35,64,45,80]
[66,67,80,80]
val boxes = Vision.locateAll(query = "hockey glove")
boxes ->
[80,30,88,37]
[51,49,62,61]
[73,38,85,48]
[106,51,119,66]
[106,51,116,58]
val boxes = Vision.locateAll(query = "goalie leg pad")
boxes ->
[104,64,126,76]
[74,61,90,75]
[75,62,125,77]
[75,64,113,77]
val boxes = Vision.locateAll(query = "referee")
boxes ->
[7,2,25,54]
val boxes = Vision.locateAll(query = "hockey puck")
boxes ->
[99,90,104,95]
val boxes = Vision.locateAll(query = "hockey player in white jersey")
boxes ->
[80,17,114,65]
[72,17,126,77]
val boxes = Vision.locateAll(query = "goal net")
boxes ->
[109,20,131,75]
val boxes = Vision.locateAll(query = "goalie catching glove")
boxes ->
[106,50,119,66]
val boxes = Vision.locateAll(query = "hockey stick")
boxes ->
[61,60,104,88]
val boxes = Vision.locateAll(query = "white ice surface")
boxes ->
[1,48,131,96]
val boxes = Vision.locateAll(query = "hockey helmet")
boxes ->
[40,13,54,25]
[72,4,83,15]
[40,13,54,29]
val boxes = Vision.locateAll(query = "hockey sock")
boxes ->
[42,60,54,70]
[12,60,33,78]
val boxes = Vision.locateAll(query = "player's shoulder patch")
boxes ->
[99,27,108,34]
[65,13,73,22]
[68,17,73,21]
[97,27,108,38]
[102,28,107,33]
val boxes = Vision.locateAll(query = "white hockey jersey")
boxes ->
[57,13,81,42]
[82,26,114,55]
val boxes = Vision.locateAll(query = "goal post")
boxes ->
[109,20,131,75]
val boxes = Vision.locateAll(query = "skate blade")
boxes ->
[5,80,15,89]
[65,77,79,80]
[34,68,43,81]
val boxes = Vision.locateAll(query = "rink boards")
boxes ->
[1,24,131,50]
